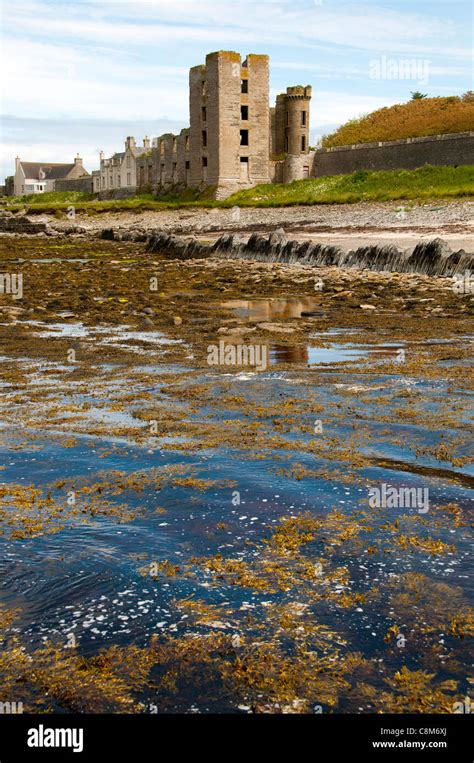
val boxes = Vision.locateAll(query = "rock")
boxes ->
[360,304,377,310]
[257,322,295,333]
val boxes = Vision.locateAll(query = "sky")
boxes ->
[1,0,472,180]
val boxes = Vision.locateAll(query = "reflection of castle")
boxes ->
[221,297,322,321]
[271,345,309,364]
[127,51,313,200]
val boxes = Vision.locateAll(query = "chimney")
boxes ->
[143,136,150,149]
[125,136,136,150]
[99,150,104,163]
[74,153,83,166]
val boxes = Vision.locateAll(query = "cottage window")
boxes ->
[126,156,131,168]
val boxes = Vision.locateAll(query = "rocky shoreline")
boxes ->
[1,201,473,278]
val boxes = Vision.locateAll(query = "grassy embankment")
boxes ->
[321,95,474,147]
[2,164,473,213]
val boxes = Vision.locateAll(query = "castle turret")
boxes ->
[272,85,312,156]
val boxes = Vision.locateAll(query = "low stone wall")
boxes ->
[97,188,137,200]
[313,132,474,177]
[0,215,50,234]
[54,176,93,193]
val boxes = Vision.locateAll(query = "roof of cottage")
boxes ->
[19,162,77,180]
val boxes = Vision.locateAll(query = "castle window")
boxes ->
[127,172,131,185]
[241,79,248,94]
[185,135,190,151]
[240,156,249,163]
[117,174,121,187]
[240,105,248,121]
[286,111,289,126]
[301,135,306,152]
[301,111,307,126]
[202,130,207,147]
[126,156,131,168]
[240,129,249,146]
[285,136,289,152]
[202,157,208,167]
[172,137,177,152]
[185,161,190,170]
[201,106,207,122]
[201,81,206,96]
[160,141,164,155]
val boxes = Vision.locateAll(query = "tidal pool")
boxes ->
[0,237,472,714]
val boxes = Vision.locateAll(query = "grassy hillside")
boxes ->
[224,165,474,206]
[322,95,474,148]
[2,165,473,212]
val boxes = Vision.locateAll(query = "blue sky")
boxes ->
[1,0,472,179]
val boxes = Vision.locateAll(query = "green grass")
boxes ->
[225,165,474,207]
[1,165,473,213]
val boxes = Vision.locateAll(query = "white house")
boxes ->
[13,155,89,196]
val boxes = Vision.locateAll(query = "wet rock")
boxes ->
[257,322,295,333]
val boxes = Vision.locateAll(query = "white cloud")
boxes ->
[2,0,470,57]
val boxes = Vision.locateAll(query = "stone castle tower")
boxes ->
[271,86,312,157]
[134,51,313,198]
[189,51,272,196]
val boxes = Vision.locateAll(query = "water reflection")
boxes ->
[221,297,325,321]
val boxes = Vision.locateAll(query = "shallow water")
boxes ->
[0,237,472,713]
[0,321,472,713]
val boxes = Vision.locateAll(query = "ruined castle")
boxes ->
[14,49,469,200]
[93,51,313,199]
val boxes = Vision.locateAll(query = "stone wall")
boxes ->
[313,132,474,177]
[54,176,94,193]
